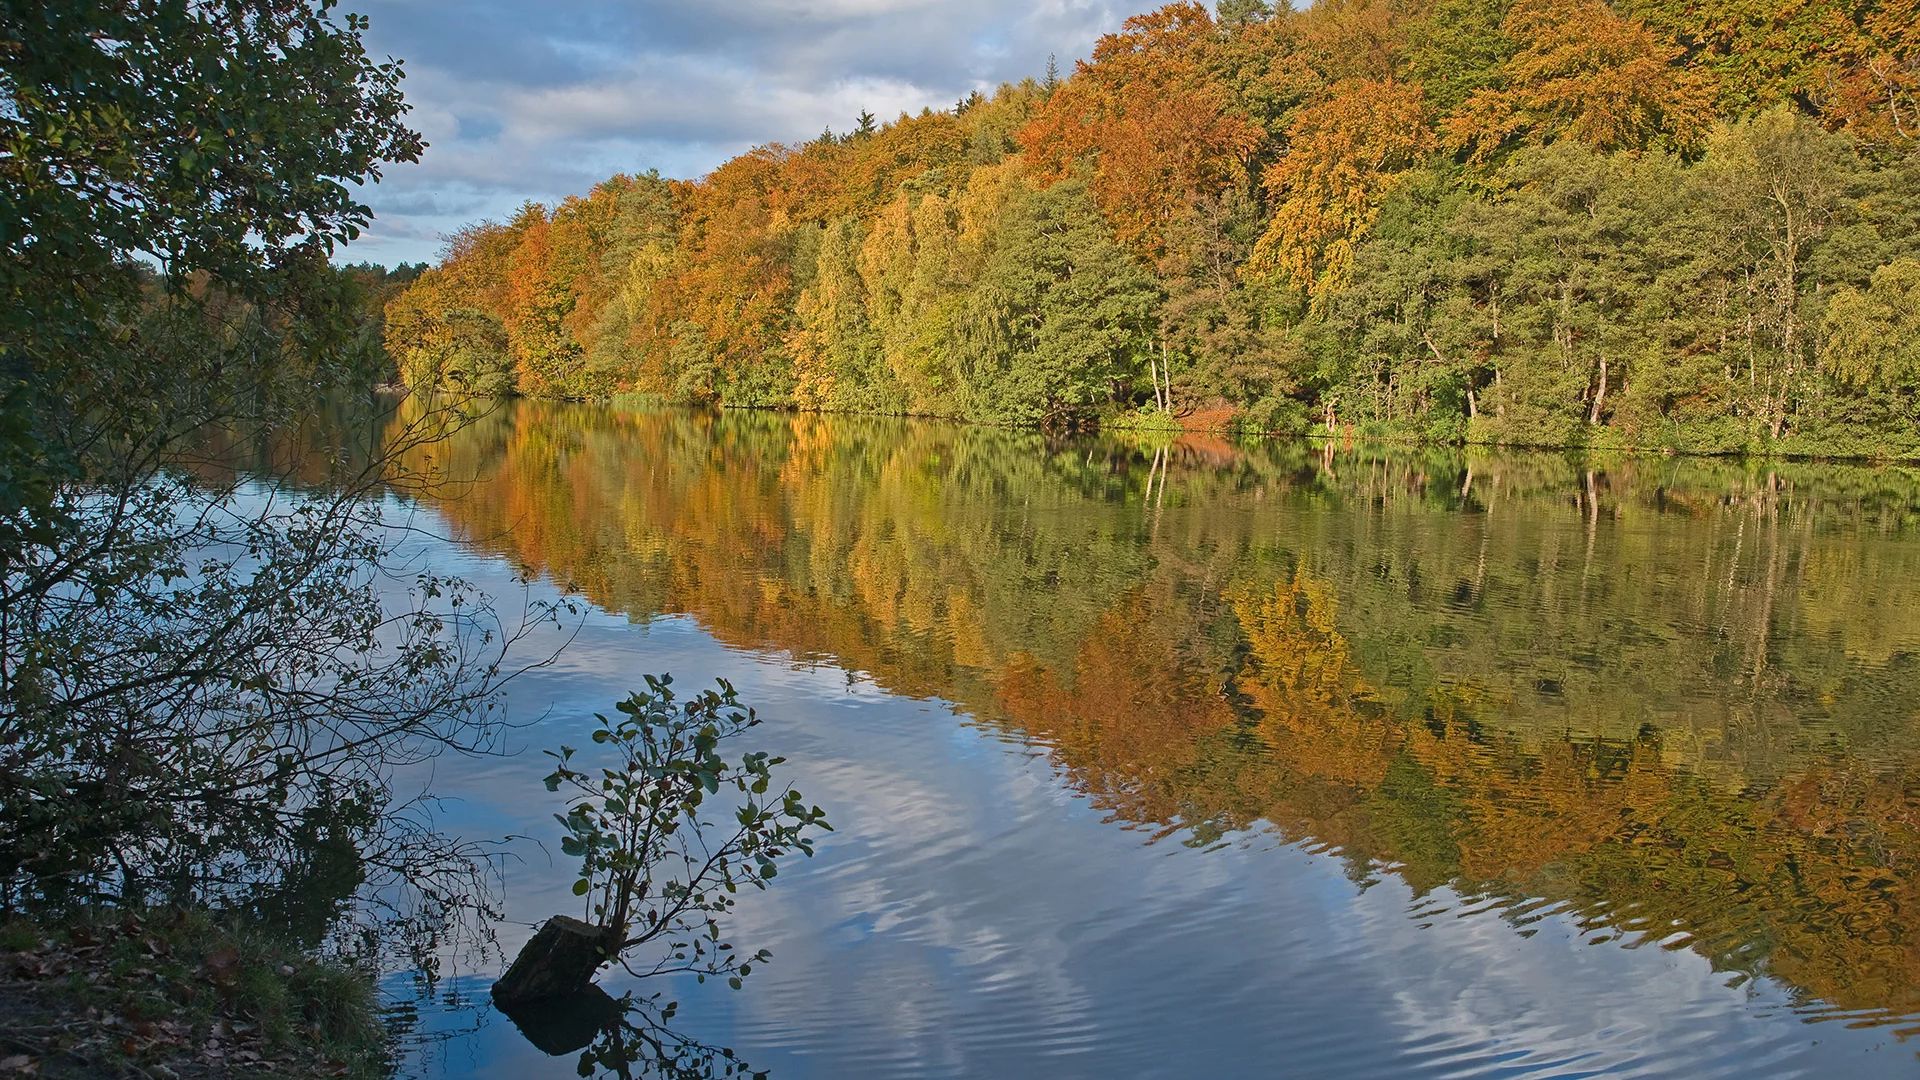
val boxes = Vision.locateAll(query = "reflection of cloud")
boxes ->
[1357,880,1819,1076]
[665,675,1889,1077]
[342,0,1135,263]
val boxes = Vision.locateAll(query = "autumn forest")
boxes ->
[384,0,1920,457]
[15,0,1920,1073]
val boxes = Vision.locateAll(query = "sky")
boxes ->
[346,0,1141,266]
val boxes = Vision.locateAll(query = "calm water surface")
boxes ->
[358,401,1920,1078]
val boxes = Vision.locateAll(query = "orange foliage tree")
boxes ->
[1446,0,1717,159]
[1247,78,1432,304]
[1018,3,1262,262]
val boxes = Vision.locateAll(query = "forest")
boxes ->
[385,0,1920,456]
[9,1,1919,1071]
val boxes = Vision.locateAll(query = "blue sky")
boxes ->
[346,0,1138,266]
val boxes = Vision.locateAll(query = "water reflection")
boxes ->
[499,988,765,1080]
[375,399,1920,1069]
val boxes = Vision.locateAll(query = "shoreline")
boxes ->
[523,392,1920,468]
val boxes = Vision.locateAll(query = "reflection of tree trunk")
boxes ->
[1718,516,1746,641]
[1475,522,1491,592]
[498,985,622,1055]
[1146,447,1168,541]
[1695,518,1718,631]
[1581,470,1600,586]
[1752,472,1783,680]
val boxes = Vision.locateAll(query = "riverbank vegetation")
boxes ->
[0,909,387,1078]
[1,2,527,1073]
[383,0,1920,457]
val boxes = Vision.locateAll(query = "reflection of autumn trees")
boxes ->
[1230,570,1920,1020]
[999,582,1252,837]
[390,402,1920,1023]
[1234,570,1395,788]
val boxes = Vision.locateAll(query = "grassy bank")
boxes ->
[0,910,387,1079]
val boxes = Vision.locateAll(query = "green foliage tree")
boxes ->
[541,677,830,983]
[1822,258,1920,394]
[1396,0,1515,114]
[0,1,549,924]
[956,179,1161,427]
[384,270,515,395]
[861,190,965,410]
[1688,107,1859,441]
[790,217,896,411]
[1,0,422,553]
[1217,0,1273,28]
[583,171,681,391]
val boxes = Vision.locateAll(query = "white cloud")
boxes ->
[343,0,1136,263]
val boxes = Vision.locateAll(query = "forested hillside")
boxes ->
[385,0,1920,455]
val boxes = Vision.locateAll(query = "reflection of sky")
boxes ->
[388,523,1914,1079]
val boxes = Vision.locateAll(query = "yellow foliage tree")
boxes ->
[1246,79,1432,304]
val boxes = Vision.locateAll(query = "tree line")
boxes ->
[384,0,1920,455]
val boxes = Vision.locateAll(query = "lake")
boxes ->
[359,399,1920,1078]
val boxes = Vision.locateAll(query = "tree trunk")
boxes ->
[1587,355,1608,426]
[1160,342,1174,414]
[492,916,621,1006]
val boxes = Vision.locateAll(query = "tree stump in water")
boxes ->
[491,916,621,1006]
